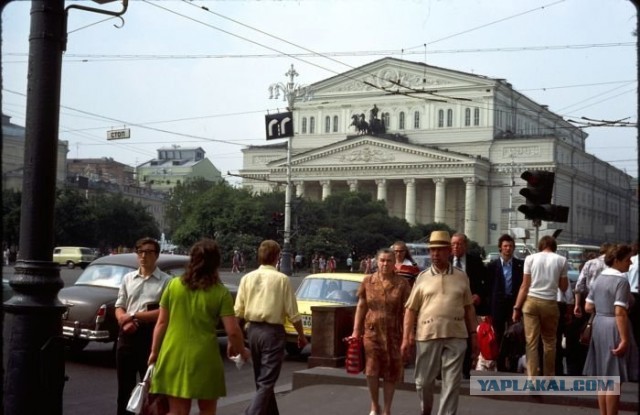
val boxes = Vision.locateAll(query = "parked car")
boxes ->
[58,253,238,352]
[284,272,366,355]
[53,246,97,269]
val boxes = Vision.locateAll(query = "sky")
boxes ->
[2,0,638,185]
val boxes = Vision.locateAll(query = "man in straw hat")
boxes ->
[401,230,478,415]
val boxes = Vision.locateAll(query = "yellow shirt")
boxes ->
[234,265,301,325]
[406,264,473,341]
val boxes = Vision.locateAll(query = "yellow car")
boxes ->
[284,272,366,355]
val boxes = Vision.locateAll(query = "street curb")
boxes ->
[292,367,639,412]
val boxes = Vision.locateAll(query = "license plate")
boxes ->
[301,315,312,328]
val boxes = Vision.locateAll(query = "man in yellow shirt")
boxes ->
[234,240,307,415]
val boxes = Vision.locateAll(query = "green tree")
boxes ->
[91,192,159,249]
[54,188,96,246]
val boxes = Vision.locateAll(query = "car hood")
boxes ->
[296,299,349,316]
[58,284,118,307]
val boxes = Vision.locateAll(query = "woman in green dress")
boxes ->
[149,239,249,415]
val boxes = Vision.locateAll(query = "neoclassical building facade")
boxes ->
[240,58,637,247]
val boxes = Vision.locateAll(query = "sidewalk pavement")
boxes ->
[217,367,639,415]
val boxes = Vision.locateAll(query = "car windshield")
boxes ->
[296,277,360,304]
[74,264,134,288]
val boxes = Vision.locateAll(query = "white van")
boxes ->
[53,246,97,269]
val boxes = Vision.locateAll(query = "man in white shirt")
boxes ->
[512,236,568,376]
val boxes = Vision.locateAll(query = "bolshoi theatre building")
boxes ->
[240,58,637,247]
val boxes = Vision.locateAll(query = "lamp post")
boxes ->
[2,1,127,414]
[268,65,308,276]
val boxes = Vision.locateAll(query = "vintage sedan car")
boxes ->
[284,272,366,355]
[59,253,237,352]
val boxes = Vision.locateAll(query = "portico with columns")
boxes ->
[251,135,490,243]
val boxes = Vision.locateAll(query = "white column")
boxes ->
[433,177,446,223]
[375,178,387,201]
[294,180,305,198]
[464,177,478,242]
[320,180,332,200]
[347,179,358,192]
[404,178,416,225]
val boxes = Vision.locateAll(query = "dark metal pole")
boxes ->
[3,1,66,414]
[630,3,640,414]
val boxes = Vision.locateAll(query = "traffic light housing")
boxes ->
[269,212,285,227]
[517,171,569,223]
[517,171,554,220]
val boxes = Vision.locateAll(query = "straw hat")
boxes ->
[427,230,451,248]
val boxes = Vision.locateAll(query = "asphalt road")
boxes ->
[2,265,310,414]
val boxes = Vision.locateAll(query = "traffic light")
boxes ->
[517,171,555,220]
[269,212,285,227]
[517,170,569,223]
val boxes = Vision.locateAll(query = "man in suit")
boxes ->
[450,233,488,378]
[486,234,524,371]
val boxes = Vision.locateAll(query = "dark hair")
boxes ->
[599,242,613,255]
[604,244,633,267]
[377,247,394,258]
[135,237,160,254]
[258,240,280,265]
[392,241,416,264]
[498,234,515,247]
[538,235,557,252]
[181,238,221,290]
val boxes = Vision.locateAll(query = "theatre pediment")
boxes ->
[268,137,475,169]
[310,57,494,96]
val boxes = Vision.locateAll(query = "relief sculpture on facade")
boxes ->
[503,146,541,158]
[338,146,395,163]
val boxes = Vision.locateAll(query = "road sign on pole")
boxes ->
[106,128,130,140]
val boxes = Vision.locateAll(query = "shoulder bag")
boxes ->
[579,313,595,346]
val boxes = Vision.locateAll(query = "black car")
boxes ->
[58,253,237,352]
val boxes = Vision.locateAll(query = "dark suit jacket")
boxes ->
[451,254,489,315]
[487,256,524,320]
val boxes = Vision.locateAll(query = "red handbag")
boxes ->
[344,337,365,374]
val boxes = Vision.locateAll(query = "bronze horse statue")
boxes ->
[350,114,369,135]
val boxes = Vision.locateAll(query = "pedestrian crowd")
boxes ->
[112,232,638,415]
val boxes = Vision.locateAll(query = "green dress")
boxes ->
[150,278,235,399]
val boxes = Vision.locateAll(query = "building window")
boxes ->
[309,117,315,134]
[382,112,390,128]
[414,111,420,128]
[474,108,480,126]
[447,109,453,127]
[302,117,307,134]
[438,109,444,128]
[465,108,471,126]
[325,116,331,133]
[333,115,338,132]
[399,112,405,130]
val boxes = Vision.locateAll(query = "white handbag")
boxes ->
[126,364,155,414]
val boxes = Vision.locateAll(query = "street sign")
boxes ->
[265,111,293,140]
[107,128,130,140]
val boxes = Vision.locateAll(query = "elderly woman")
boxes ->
[583,244,638,415]
[350,248,411,415]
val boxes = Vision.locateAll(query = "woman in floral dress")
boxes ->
[350,248,411,415]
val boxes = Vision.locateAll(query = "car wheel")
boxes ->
[285,342,302,356]
[66,261,75,269]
